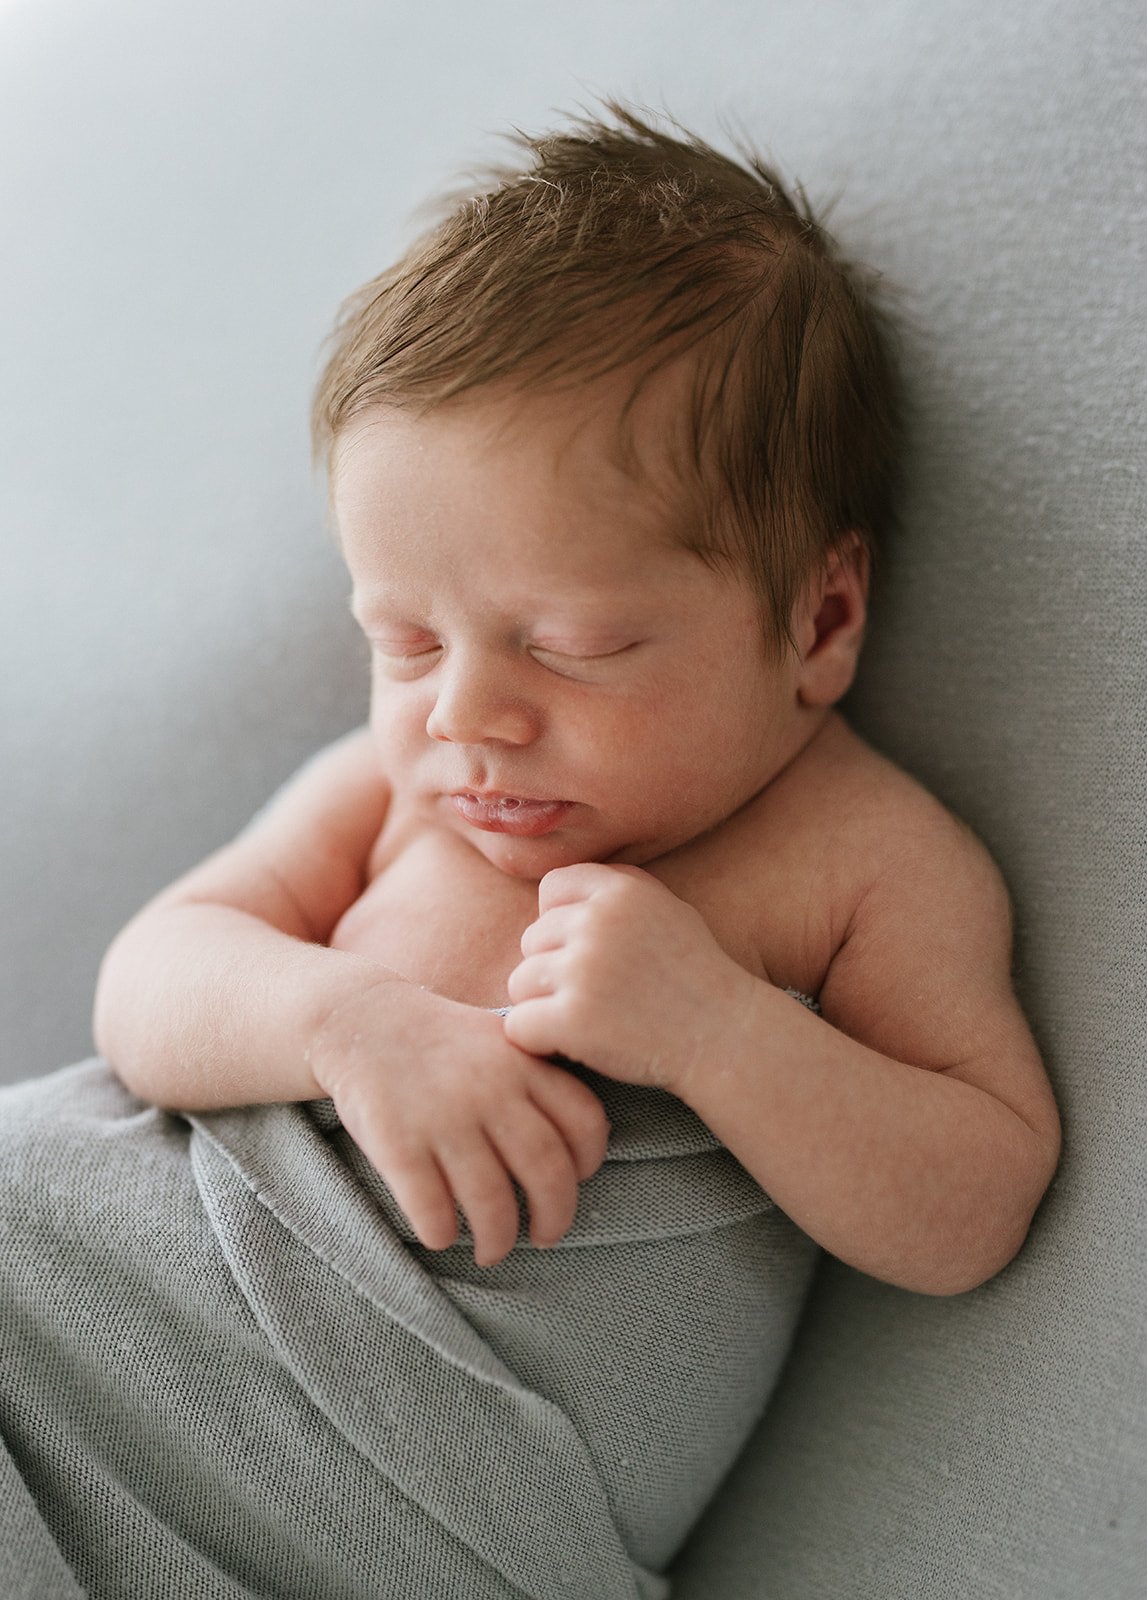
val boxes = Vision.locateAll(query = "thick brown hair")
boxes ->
[312,102,901,651]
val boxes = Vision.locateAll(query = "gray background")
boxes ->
[4,1,1140,1090]
[2,2,1145,1594]
[1,0,916,1078]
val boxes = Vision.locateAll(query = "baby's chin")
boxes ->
[462,825,640,880]
[439,795,673,877]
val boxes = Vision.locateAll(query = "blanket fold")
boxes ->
[0,1058,819,1598]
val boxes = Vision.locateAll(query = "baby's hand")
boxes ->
[504,863,755,1094]
[310,986,610,1267]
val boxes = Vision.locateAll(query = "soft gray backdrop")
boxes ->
[2,0,919,1078]
[2,2,1145,1596]
[4,1,1138,1083]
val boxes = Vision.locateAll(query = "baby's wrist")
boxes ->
[305,964,472,1103]
[671,970,799,1109]
[304,961,414,1101]
[662,963,759,1105]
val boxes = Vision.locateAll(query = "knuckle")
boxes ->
[602,868,632,900]
[538,865,570,904]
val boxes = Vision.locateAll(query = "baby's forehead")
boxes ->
[336,397,760,635]
[338,366,709,538]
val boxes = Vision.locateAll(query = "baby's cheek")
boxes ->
[370,689,429,751]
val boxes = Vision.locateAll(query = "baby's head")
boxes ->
[314,102,900,658]
[312,105,902,874]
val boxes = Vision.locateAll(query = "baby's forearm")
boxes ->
[676,984,1057,1296]
[93,902,405,1110]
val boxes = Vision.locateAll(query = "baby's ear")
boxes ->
[794,534,869,708]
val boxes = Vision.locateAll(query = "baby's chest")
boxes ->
[328,830,543,1007]
[327,823,835,1010]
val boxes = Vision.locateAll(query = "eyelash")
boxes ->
[368,644,440,680]
[533,643,635,663]
[368,640,636,677]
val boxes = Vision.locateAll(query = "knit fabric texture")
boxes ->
[0,1057,818,1599]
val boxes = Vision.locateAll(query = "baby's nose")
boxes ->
[425,661,537,746]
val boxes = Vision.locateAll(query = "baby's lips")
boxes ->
[449,793,573,837]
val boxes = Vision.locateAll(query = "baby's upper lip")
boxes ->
[452,788,564,804]
[451,790,553,806]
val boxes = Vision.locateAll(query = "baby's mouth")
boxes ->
[449,792,573,837]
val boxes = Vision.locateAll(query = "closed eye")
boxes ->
[369,640,442,677]
[529,641,641,678]
[530,642,639,662]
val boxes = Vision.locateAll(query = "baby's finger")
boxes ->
[501,994,562,1061]
[537,862,617,913]
[518,904,580,957]
[538,861,652,912]
[526,1061,611,1181]
[486,1100,582,1249]
[505,953,561,1006]
[377,1147,460,1252]
[436,1131,522,1268]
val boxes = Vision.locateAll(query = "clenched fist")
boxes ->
[504,863,756,1093]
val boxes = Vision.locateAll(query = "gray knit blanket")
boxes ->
[0,1056,819,1599]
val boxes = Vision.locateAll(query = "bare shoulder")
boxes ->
[800,716,1060,1154]
[794,715,1011,936]
[752,713,1007,965]
[239,723,390,863]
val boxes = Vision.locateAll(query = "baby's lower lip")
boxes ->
[449,793,573,837]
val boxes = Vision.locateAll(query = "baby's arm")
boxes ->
[505,801,1062,1296]
[94,727,610,1265]
[93,725,395,1107]
[703,808,1064,1295]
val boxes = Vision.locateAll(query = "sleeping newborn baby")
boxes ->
[88,104,1062,1583]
